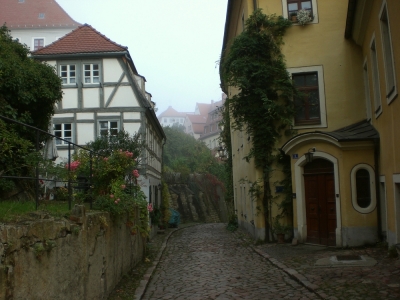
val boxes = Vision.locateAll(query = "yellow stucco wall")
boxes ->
[224,0,400,245]
[346,0,400,245]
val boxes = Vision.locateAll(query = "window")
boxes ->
[363,59,372,121]
[54,123,72,145]
[99,121,119,136]
[83,64,100,83]
[351,164,376,214]
[379,2,397,103]
[60,65,76,85]
[356,169,371,208]
[287,0,312,15]
[370,38,382,116]
[282,0,318,24]
[38,13,45,19]
[33,38,44,51]
[293,72,320,125]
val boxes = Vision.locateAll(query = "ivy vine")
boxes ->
[221,9,295,241]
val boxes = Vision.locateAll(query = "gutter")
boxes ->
[31,51,129,60]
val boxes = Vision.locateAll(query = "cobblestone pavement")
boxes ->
[142,224,320,300]
[249,232,400,300]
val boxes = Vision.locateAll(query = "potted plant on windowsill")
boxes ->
[271,216,292,244]
[297,9,313,26]
[289,12,297,22]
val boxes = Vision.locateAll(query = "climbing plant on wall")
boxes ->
[221,9,295,241]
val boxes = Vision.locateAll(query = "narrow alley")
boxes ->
[141,224,319,300]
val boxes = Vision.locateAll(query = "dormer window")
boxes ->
[38,13,45,19]
[18,0,25,3]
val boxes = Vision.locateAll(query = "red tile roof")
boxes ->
[0,0,80,28]
[196,103,212,116]
[187,114,207,124]
[158,106,187,118]
[32,24,128,55]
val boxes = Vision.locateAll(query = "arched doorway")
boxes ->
[304,158,336,246]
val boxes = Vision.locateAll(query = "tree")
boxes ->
[0,25,63,194]
[221,9,294,241]
[162,126,226,181]
[0,25,62,141]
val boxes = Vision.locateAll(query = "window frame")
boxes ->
[83,63,100,84]
[59,64,77,85]
[351,164,376,214]
[282,0,318,24]
[370,36,382,117]
[53,123,73,145]
[287,65,327,129]
[98,120,119,137]
[32,38,45,51]
[379,1,397,104]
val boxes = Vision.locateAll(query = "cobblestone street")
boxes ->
[141,224,319,300]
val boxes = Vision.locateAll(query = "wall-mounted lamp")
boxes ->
[304,147,316,163]
[157,183,162,190]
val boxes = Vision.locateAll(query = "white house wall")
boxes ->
[83,88,100,108]
[123,112,141,120]
[76,113,94,120]
[77,123,94,145]
[103,58,123,82]
[123,123,141,135]
[9,28,75,51]
[108,86,138,107]
[62,89,78,109]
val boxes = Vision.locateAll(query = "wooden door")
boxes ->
[304,159,336,246]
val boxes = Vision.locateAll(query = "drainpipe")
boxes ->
[374,139,382,241]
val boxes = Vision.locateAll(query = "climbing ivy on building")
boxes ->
[221,9,295,241]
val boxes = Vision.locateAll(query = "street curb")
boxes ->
[134,223,201,300]
[233,231,326,299]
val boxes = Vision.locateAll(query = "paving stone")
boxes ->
[141,224,320,299]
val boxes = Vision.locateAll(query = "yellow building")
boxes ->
[221,0,400,247]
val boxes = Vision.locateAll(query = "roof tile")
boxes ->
[0,0,80,28]
[32,24,128,55]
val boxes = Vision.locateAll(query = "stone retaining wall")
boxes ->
[0,206,145,300]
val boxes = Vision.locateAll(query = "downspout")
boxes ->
[374,138,382,241]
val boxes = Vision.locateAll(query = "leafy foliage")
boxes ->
[163,126,226,181]
[221,9,295,240]
[0,25,62,143]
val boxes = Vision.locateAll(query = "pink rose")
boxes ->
[110,194,114,198]
[121,185,126,189]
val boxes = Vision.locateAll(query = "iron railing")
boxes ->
[0,115,93,210]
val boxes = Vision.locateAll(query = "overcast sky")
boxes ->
[57,0,228,115]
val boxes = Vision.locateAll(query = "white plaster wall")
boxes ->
[104,87,114,104]
[76,113,94,120]
[9,28,75,50]
[108,86,138,107]
[97,112,120,117]
[103,58,123,82]
[62,89,78,109]
[77,123,94,145]
[53,113,74,119]
[123,123,141,135]
[83,88,100,108]
[121,75,129,83]
[43,60,57,68]
[123,112,141,120]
